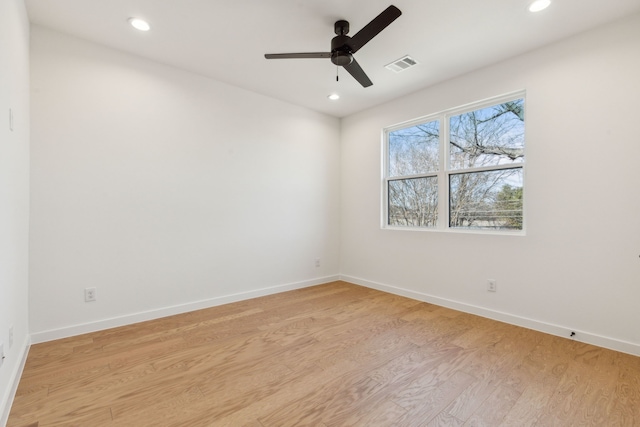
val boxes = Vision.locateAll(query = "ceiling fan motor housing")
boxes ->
[331,24,354,66]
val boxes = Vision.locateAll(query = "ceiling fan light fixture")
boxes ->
[328,94,340,101]
[528,0,551,12]
[128,17,150,31]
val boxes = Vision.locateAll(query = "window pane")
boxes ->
[388,120,439,177]
[449,99,524,170]
[449,168,523,230]
[388,177,438,227]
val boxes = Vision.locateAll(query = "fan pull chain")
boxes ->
[336,66,339,82]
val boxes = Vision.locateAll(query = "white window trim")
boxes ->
[382,90,527,235]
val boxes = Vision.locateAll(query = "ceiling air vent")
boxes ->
[385,55,418,73]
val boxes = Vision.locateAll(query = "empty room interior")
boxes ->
[2,0,640,425]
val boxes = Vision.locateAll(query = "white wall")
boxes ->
[340,13,640,355]
[0,0,30,422]
[29,27,341,340]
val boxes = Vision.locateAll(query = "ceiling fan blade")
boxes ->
[265,52,331,59]
[343,58,373,87]
[348,5,402,53]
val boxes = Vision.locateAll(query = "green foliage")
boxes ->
[495,184,523,229]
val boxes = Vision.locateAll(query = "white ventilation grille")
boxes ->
[385,55,418,73]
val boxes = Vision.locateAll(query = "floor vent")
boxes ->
[385,55,418,73]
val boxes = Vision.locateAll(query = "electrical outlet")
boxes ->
[315,258,321,268]
[85,287,97,302]
[9,325,13,349]
[487,279,497,292]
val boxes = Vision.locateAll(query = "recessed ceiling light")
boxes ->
[128,17,150,31]
[328,94,340,101]
[529,0,551,12]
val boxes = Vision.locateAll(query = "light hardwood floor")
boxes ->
[8,281,640,426]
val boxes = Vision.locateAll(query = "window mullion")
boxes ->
[388,172,438,181]
[439,113,449,230]
[450,163,525,175]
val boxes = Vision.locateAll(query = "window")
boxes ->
[384,93,525,232]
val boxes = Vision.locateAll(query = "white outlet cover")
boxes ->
[85,287,97,302]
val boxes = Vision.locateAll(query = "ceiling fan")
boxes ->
[264,5,402,88]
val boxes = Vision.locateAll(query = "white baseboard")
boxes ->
[340,274,640,357]
[1,335,31,427]
[31,275,340,344]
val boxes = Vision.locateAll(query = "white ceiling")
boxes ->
[25,0,640,118]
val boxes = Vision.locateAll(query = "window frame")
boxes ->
[382,91,526,235]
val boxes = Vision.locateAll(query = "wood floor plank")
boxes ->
[7,281,640,426]
[332,344,465,426]
[427,411,465,427]
[347,400,409,426]
[462,383,521,426]
[607,357,640,425]
[446,323,540,422]
[536,359,623,426]
[392,369,477,426]
[258,336,418,426]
